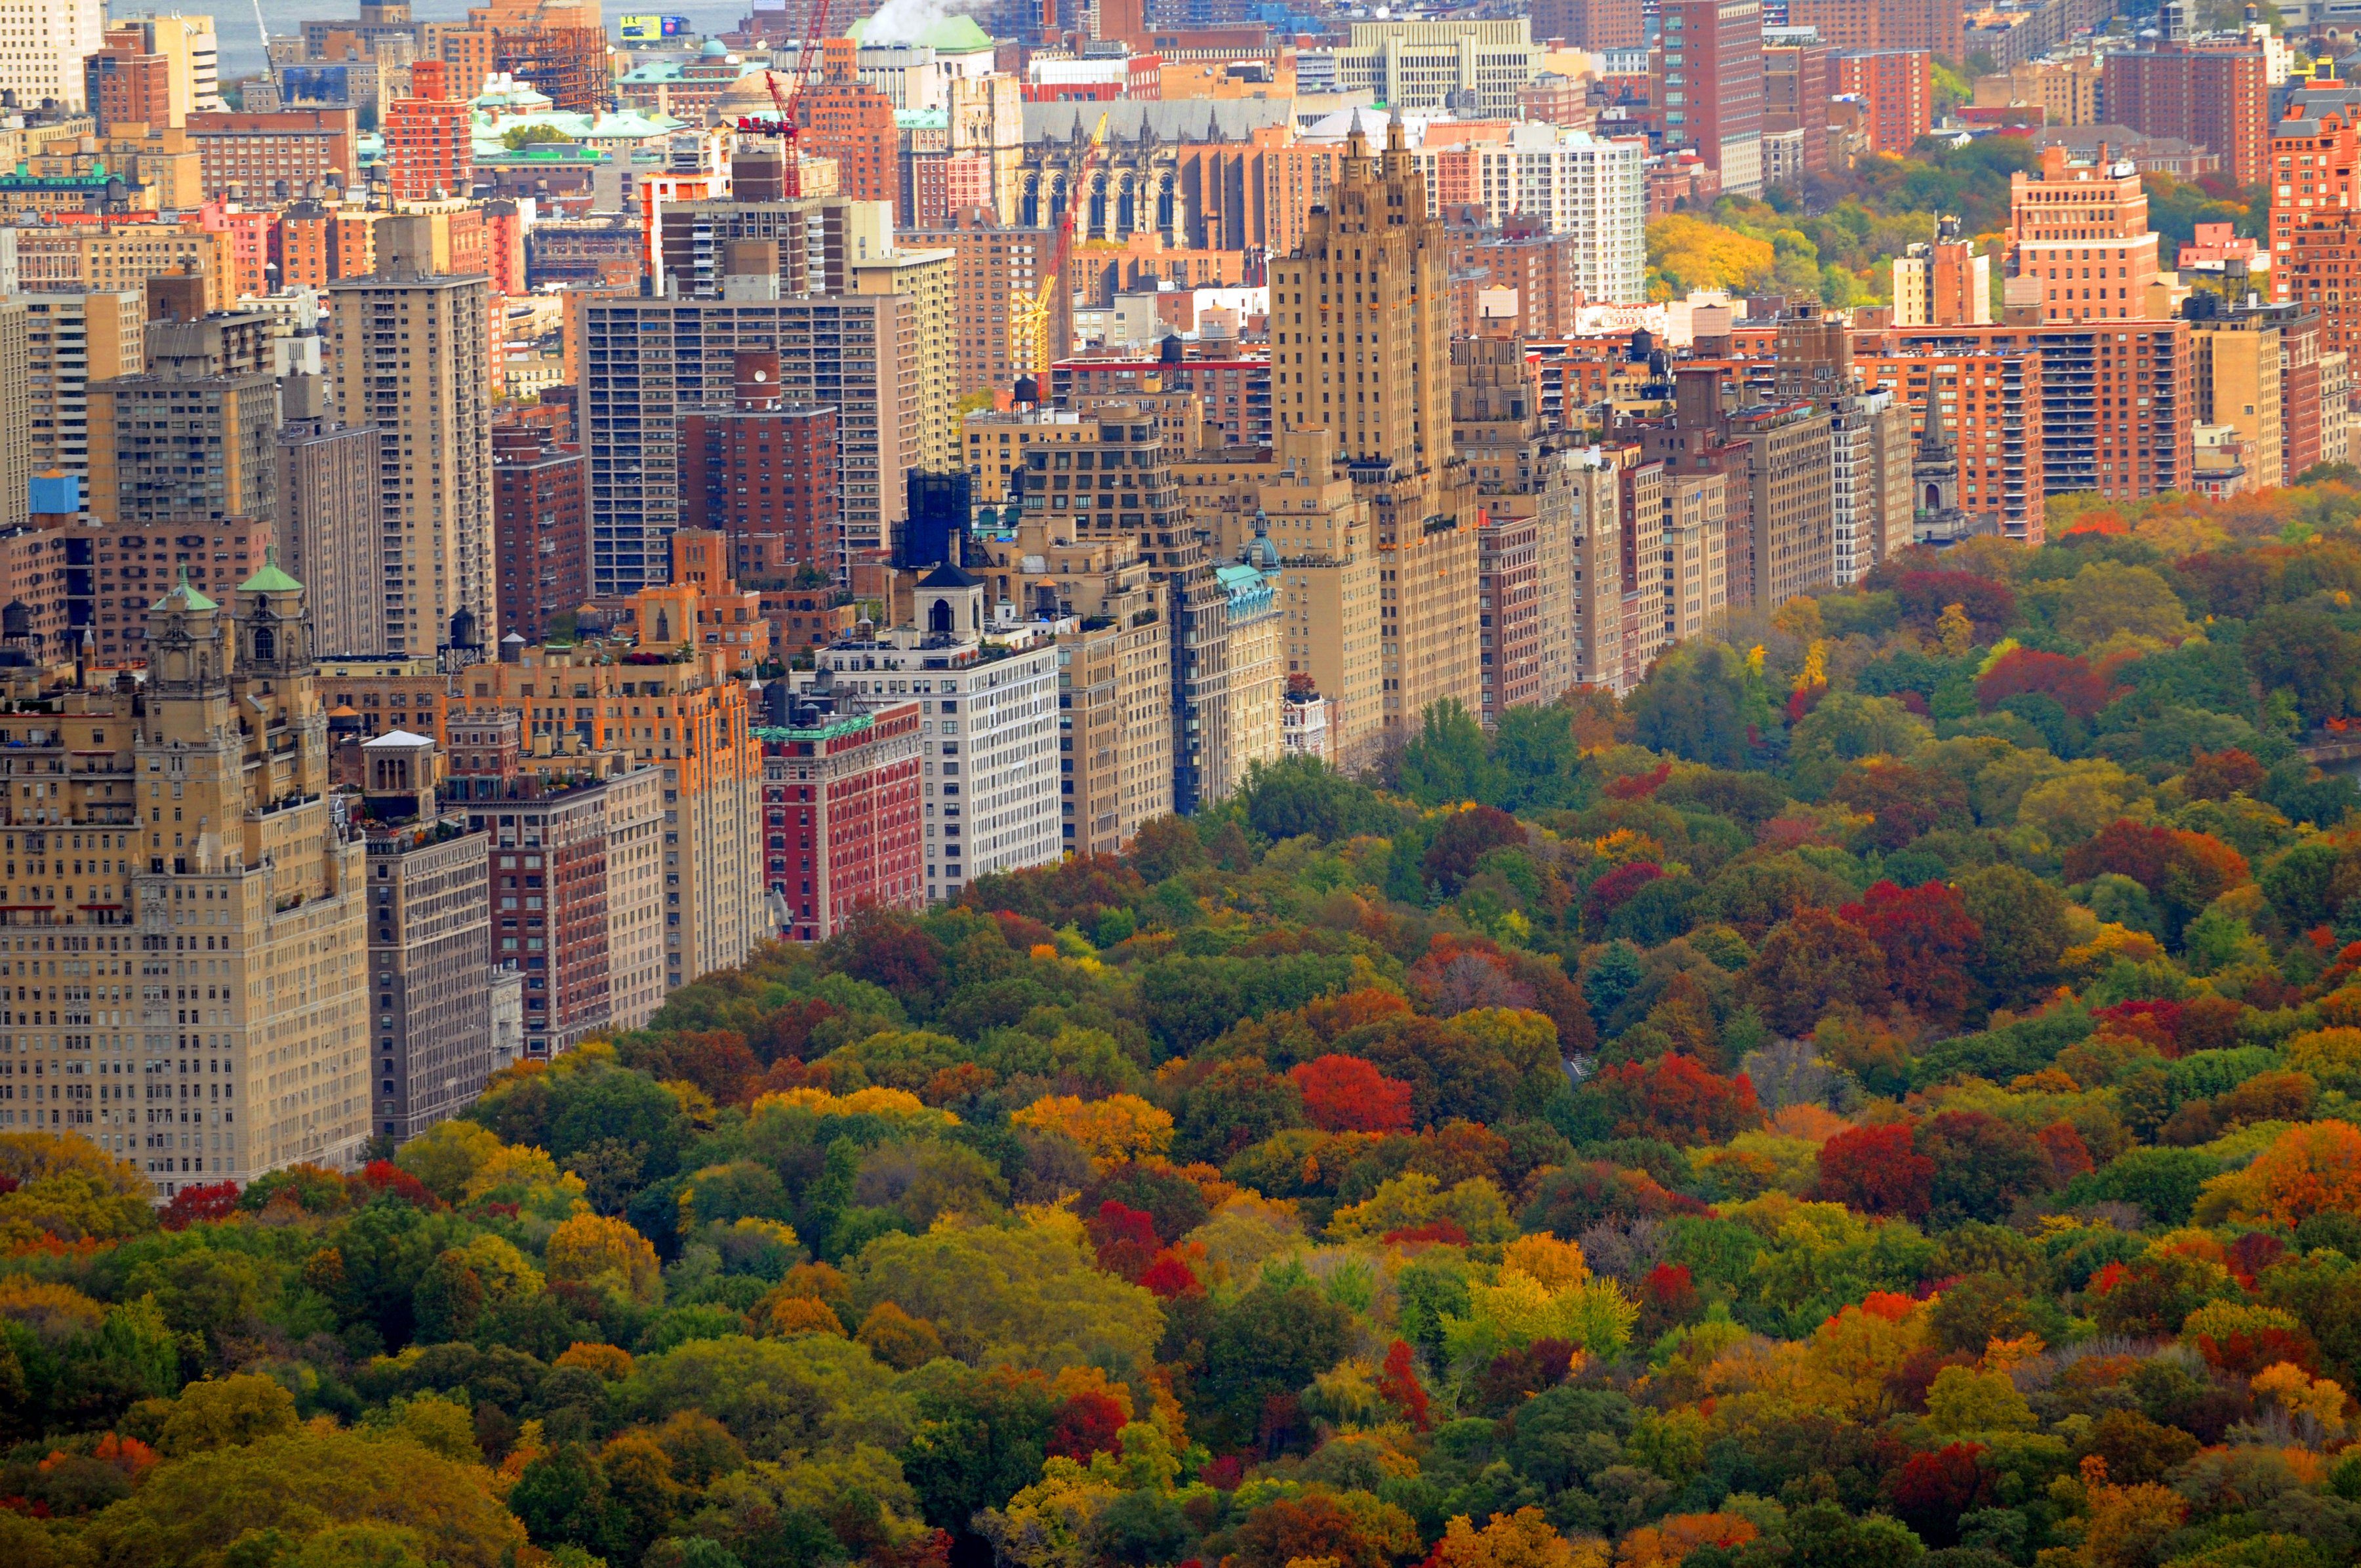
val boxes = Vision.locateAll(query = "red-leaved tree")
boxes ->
[1975,647,2120,721]
[1290,1054,1415,1134]
[1813,1122,1934,1218]
[159,1181,241,1231]
[1588,1054,1764,1147]
[1841,880,1983,1026]
[1376,1339,1430,1431]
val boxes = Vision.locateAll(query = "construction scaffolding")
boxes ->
[494,26,611,113]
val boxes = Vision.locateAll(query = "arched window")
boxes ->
[929,597,954,635]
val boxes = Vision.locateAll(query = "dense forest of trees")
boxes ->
[20,479,2361,1567]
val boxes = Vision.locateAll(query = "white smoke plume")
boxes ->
[857,0,986,44]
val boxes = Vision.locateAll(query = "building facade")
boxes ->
[327,218,495,657]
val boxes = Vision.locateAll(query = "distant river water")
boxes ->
[224,1,750,80]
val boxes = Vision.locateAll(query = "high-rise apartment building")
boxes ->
[89,309,280,530]
[1657,0,1766,197]
[445,714,667,1055]
[0,300,30,529]
[361,801,493,1145]
[1534,447,1624,698]
[1476,512,1541,724]
[852,248,958,477]
[1465,125,1647,303]
[759,688,925,942]
[13,290,146,479]
[278,373,380,658]
[2271,70,2361,362]
[1862,325,2166,530]
[1659,468,1729,652]
[2008,144,2162,325]
[385,58,474,203]
[327,216,496,657]
[457,544,761,1002]
[1217,557,1284,799]
[583,290,914,593]
[896,212,1068,392]
[1834,49,1933,156]
[491,416,586,644]
[1763,33,1832,181]
[1828,390,1914,585]
[799,37,900,214]
[676,353,840,584]
[87,30,174,134]
[2103,41,2269,187]
[2190,307,2287,493]
[0,0,104,109]
[625,531,765,990]
[1186,426,1386,771]
[972,515,1173,854]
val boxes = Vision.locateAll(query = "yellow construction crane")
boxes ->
[1011,110,1110,390]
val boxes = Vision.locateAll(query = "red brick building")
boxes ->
[678,351,841,582]
[1764,37,1834,178]
[1857,318,2191,511]
[2272,71,2361,362]
[85,30,174,135]
[1476,511,1541,725]
[1852,345,2046,542]
[2103,41,2269,188]
[761,694,925,942]
[493,417,586,643]
[386,60,475,203]
[1835,49,1932,156]
[1530,0,1644,49]
[1657,0,1766,193]
[186,110,358,203]
[798,38,899,215]
[1786,0,1962,63]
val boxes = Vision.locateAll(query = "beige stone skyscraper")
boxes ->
[327,216,494,657]
[0,559,372,1197]
[1268,114,1478,743]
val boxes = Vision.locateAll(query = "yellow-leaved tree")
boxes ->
[544,1211,664,1305]
[1009,1093,1173,1170]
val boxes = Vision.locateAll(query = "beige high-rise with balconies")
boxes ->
[327,216,494,658]
[853,248,958,474]
[11,290,144,479]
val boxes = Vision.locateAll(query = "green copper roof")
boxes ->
[239,546,302,595]
[157,565,216,613]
